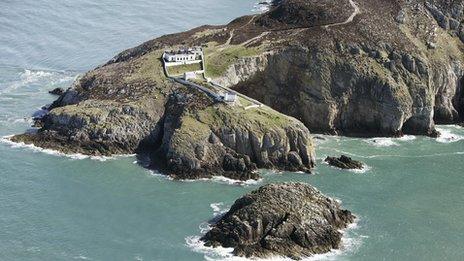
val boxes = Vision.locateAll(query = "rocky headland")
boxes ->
[201,183,355,259]
[11,47,315,180]
[11,0,464,178]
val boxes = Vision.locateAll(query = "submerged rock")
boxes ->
[325,155,364,170]
[201,183,355,259]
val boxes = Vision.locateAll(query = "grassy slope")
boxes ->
[204,42,265,78]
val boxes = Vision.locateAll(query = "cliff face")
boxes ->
[160,89,315,180]
[216,0,464,136]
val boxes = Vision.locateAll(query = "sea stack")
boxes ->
[201,183,355,259]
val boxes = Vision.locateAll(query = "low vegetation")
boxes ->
[166,62,203,76]
[204,42,264,78]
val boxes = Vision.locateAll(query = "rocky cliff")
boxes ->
[201,183,355,259]
[224,0,464,136]
[223,0,464,136]
[158,89,315,180]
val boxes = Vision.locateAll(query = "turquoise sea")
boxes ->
[1,1,463,260]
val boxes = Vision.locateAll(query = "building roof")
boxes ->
[164,47,202,56]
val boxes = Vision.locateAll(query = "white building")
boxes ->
[222,92,237,103]
[163,47,203,63]
[183,71,197,80]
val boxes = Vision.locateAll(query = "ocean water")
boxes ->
[1,1,463,260]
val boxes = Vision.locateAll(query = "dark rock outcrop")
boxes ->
[201,183,355,259]
[48,87,64,96]
[325,155,364,170]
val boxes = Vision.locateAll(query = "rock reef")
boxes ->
[325,155,364,170]
[201,183,355,259]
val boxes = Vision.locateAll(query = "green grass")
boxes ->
[167,62,203,76]
[238,96,253,107]
[204,42,264,78]
[194,103,293,134]
[124,50,168,85]
[168,98,294,151]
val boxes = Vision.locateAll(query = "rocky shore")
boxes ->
[201,183,355,259]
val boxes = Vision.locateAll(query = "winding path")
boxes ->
[323,0,360,29]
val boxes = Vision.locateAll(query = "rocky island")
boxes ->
[201,183,355,259]
[11,0,464,180]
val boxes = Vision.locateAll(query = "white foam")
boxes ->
[179,175,262,186]
[321,158,371,174]
[0,69,76,95]
[252,0,273,13]
[364,138,399,147]
[348,164,372,174]
[4,117,34,125]
[146,170,174,181]
[210,202,229,217]
[0,135,134,161]
[186,214,364,261]
[211,176,262,186]
[398,135,416,141]
[21,69,53,83]
[436,127,464,143]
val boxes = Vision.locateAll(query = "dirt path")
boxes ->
[323,0,360,29]
[222,15,257,48]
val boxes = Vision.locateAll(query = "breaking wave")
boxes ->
[210,202,229,217]
[179,175,262,186]
[320,158,372,174]
[186,217,364,261]
[252,0,273,13]
[436,126,464,143]
[364,138,399,147]
[0,68,76,95]
[0,135,134,161]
